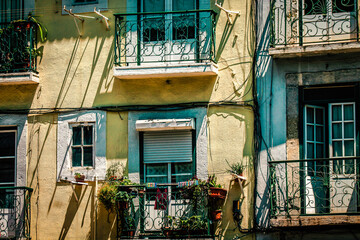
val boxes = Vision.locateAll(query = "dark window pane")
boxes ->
[83,126,93,145]
[306,107,314,123]
[332,105,342,121]
[332,141,343,157]
[332,123,342,139]
[344,104,354,120]
[316,126,323,142]
[304,0,327,15]
[0,132,15,157]
[316,144,324,158]
[72,126,82,146]
[307,143,314,158]
[83,147,93,167]
[0,157,15,183]
[173,0,195,11]
[143,0,165,12]
[344,140,354,156]
[315,108,324,124]
[72,148,82,167]
[332,0,354,13]
[344,159,354,174]
[173,15,195,40]
[344,123,354,138]
[0,188,14,208]
[143,17,165,42]
[307,125,314,141]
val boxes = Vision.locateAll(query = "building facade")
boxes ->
[0,0,255,239]
[256,0,360,239]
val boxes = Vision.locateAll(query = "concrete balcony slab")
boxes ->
[114,62,218,79]
[0,72,39,85]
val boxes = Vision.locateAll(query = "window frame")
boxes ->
[0,127,17,187]
[70,123,95,168]
[61,0,107,14]
[140,130,196,184]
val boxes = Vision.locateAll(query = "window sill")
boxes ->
[113,62,218,79]
[269,42,360,58]
[270,215,360,228]
[0,72,39,85]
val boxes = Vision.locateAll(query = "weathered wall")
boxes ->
[0,0,255,239]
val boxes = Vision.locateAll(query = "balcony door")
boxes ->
[302,0,356,43]
[329,103,357,213]
[140,0,197,65]
[0,127,16,238]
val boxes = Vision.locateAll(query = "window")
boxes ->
[302,85,358,175]
[0,127,16,208]
[142,131,194,184]
[0,0,25,24]
[71,124,94,167]
[142,0,196,42]
[57,111,106,181]
[304,0,355,15]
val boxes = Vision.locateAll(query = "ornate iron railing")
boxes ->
[114,10,216,66]
[0,186,33,239]
[0,21,37,73]
[269,157,360,217]
[116,184,211,239]
[270,0,359,46]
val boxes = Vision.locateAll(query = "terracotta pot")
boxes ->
[75,175,85,182]
[209,187,227,199]
[123,230,135,237]
[117,201,129,209]
[211,210,222,220]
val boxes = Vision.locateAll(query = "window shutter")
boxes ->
[143,131,192,163]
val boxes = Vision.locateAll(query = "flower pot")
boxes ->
[117,201,129,209]
[209,187,227,199]
[75,175,85,182]
[122,230,135,237]
[211,210,222,220]
[138,189,145,197]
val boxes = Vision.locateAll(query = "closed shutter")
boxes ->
[143,131,192,163]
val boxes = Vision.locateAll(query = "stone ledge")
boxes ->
[270,215,360,228]
[114,62,218,79]
[269,42,360,58]
[0,72,39,85]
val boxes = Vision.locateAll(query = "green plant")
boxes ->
[98,183,117,212]
[226,159,245,175]
[178,215,207,231]
[207,175,222,188]
[74,172,83,178]
[115,191,133,202]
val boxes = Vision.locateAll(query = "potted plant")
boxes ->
[178,215,208,236]
[162,216,177,237]
[74,172,85,182]
[115,191,133,209]
[208,175,227,199]
[226,159,245,176]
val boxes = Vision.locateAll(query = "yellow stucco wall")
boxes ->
[0,0,255,239]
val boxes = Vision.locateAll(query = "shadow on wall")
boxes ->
[0,84,38,110]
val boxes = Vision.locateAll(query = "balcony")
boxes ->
[0,21,39,84]
[0,186,33,239]
[116,184,211,239]
[114,10,218,79]
[269,0,360,58]
[269,157,360,227]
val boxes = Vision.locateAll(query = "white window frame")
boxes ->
[70,122,95,168]
[57,111,106,182]
[329,102,356,175]
[0,128,17,187]
[0,115,27,187]
[61,0,107,14]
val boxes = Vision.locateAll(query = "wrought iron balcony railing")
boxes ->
[0,186,33,239]
[0,21,37,73]
[116,184,211,239]
[114,10,216,66]
[270,0,359,46]
[269,157,360,217]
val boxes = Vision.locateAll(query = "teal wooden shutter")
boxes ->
[143,131,192,163]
